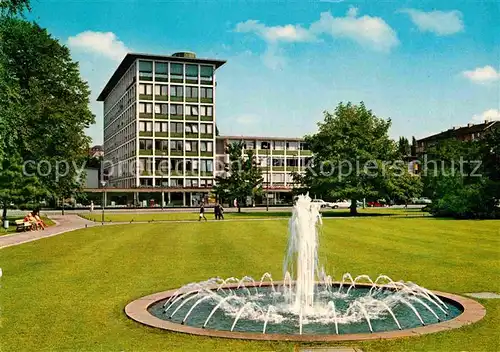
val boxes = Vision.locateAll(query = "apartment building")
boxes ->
[97,52,225,205]
[415,121,498,154]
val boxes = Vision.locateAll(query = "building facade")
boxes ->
[415,121,498,154]
[98,52,225,206]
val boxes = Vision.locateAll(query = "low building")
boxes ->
[416,121,498,154]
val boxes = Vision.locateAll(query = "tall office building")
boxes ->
[98,52,226,206]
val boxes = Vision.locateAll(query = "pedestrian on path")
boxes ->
[199,203,207,221]
[214,203,220,220]
[90,201,94,213]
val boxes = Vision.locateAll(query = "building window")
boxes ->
[186,64,198,79]
[185,123,199,133]
[170,140,183,152]
[139,121,153,132]
[170,63,183,82]
[200,106,213,116]
[139,139,153,150]
[201,87,213,99]
[186,86,198,99]
[272,158,285,167]
[155,139,168,152]
[139,83,153,96]
[272,173,285,183]
[155,85,168,97]
[170,178,183,187]
[200,179,213,187]
[244,140,255,149]
[170,104,183,116]
[186,105,199,116]
[155,62,168,81]
[200,160,213,173]
[139,103,153,114]
[300,142,310,150]
[185,179,199,187]
[287,141,299,150]
[200,141,213,152]
[274,141,285,150]
[170,85,183,98]
[154,103,168,115]
[200,124,213,134]
[260,141,271,150]
[200,65,213,83]
[185,141,198,152]
[154,121,168,132]
[139,60,153,80]
[170,122,183,134]
[185,159,199,172]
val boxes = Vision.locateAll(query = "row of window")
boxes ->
[139,84,213,99]
[139,139,214,152]
[140,158,214,173]
[139,121,214,134]
[231,140,310,150]
[139,178,214,188]
[139,103,213,117]
[104,63,136,116]
[139,60,214,81]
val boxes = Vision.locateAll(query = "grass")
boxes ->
[0,217,499,351]
[0,215,54,235]
[79,208,425,223]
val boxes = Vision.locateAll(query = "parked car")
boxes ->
[411,197,432,204]
[367,201,384,207]
[329,200,351,209]
[311,199,330,208]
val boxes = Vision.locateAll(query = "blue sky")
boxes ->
[29,0,499,145]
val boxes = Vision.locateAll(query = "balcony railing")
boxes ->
[170,96,183,102]
[170,115,183,121]
[139,94,153,101]
[155,132,168,138]
[200,116,213,121]
[139,113,153,119]
[170,132,183,138]
[155,114,168,119]
[200,98,213,104]
[200,133,214,139]
[155,95,168,101]
[185,115,198,121]
[139,149,153,156]
[139,131,153,137]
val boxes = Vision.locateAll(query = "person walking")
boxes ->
[199,203,207,221]
[90,200,94,213]
[214,203,220,220]
[219,203,224,220]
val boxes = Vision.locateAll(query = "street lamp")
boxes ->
[100,180,106,224]
[262,142,270,211]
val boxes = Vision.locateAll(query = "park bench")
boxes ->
[15,219,32,232]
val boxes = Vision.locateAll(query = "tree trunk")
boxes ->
[2,203,7,221]
[350,199,358,216]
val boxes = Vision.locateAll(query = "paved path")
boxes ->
[0,215,95,249]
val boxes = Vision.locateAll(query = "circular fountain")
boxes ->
[125,195,485,341]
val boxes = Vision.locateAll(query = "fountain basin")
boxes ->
[125,282,485,342]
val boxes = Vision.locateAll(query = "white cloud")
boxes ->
[472,109,500,122]
[235,20,316,43]
[310,10,399,52]
[462,65,500,84]
[235,9,399,53]
[400,9,464,36]
[68,31,129,61]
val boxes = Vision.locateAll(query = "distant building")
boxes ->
[415,121,498,154]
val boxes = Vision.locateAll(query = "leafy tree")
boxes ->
[397,137,411,157]
[213,142,262,212]
[300,102,396,215]
[384,165,422,206]
[422,134,499,218]
[0,17,94,219]
[0,0,30,16]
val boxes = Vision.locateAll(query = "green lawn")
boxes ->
[0,215,54,235]
[80,207,425,222]
[0,217,499,351]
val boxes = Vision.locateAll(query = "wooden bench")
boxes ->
[15,219,32,232]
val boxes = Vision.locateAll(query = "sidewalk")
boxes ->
[0,215,95,249]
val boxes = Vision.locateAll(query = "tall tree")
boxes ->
[300,102,396,215]
[397,137,411,157]
[0,17,94,218]
[213,142,262,212]
[0,0,30,16]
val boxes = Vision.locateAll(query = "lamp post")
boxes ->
[100,180,106,224]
